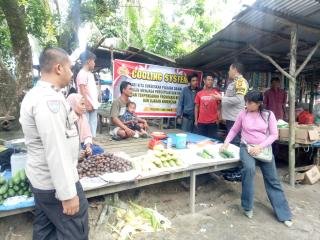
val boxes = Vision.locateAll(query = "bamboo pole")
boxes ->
[288,25,298,187]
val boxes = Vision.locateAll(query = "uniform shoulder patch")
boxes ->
[47,100,60,113]
[235,77,248,96]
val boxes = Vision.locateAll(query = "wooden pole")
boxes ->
[309,65,315,113]
[249,30,320,187]
[110,46,114,101]
[110,45,114,77]
[190,170,196,214]
[288,25,297,187]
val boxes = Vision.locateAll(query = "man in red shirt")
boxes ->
[264,77,287,120]
[194,73,221,139]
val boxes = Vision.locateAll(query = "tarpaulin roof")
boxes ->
[176,0,320,73]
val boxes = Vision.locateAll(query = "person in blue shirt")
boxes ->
[177,73,200,132]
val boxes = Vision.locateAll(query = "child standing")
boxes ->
[120,102,148,138]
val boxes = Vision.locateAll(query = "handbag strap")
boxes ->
[264,110,271,136]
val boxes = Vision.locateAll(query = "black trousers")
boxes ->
[197,123,218,139]
[226,120,240,146]
[31,182,89,240]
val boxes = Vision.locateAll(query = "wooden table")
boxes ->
[276,140,320,165]
[0,130,241,218]
[0,159,240,218]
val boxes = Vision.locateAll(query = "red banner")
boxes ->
[113,59,202,117]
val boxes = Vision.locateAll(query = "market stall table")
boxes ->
[0,131,241,218]
[276,140,320,165]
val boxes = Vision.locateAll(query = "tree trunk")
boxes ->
[0,0,33,118]
[58,0,81,53]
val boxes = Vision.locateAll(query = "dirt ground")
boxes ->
[0,168,319,240]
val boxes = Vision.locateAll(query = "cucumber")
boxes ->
[8,179,13,188]
[19,170,27,181]
[18,189,24,196]
[0,184,8,195]
[0,176,6,185]
[220,150,235,159]
[203,149,214,158]
[3,193,8,199]
[219,152,228,159]
[13,185,20,192]
[8,189,15,197]
[223,150,235,158]
[201,151,212,159]
[12,175,20,185]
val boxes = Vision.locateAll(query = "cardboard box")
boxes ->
[296,125,319,144]
[304,166,320,184]
[278,128,289,141]
[278,125,320,144]
[286,165,320,184]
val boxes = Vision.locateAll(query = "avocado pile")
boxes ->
[0,170,32,205]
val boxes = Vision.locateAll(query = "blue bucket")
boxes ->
[175,133,187,149]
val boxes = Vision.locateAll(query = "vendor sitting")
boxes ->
[67,93,104,156]
[120,101,148,138]
[110,81,148,140]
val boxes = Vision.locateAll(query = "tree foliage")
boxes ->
[0,0,230,119]
[146,8,186,58]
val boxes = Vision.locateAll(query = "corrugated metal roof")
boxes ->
[257,0,320,17]
[94,46,177,70]
[177,0,320,72]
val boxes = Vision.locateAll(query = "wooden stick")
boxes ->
[295,39,320,77]
[249,44,293,81]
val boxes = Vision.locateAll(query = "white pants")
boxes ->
[86,110,97,137]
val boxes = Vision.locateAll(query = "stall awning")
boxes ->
[176,0,320,72]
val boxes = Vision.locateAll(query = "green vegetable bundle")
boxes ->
[0,170,32,205]
[197,149,214,159]
[219,150,235,159]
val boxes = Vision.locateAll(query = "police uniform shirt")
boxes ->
[20,80,79,201]
[221,75,248,121]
